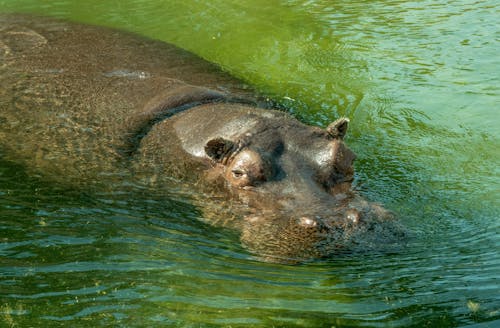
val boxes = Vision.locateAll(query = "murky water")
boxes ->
[1,0,499,327]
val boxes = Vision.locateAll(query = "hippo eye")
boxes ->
[231,169,246,179]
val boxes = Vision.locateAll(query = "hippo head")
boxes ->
[203,117,355,196]
[136,97,404,262]
[170,105,404,262]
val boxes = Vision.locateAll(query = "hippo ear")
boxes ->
[205,137,236,163]
[327,118,349,140]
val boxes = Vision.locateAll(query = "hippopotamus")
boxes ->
[0,14,405,262]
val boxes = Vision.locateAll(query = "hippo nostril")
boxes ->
[346,209,360,224]
[298,217,318,227]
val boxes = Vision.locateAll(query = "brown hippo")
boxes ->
[0,14,405,263]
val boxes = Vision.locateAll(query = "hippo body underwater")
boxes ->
[0,14,405,262]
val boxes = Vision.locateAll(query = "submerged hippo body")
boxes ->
[0,14,405,262]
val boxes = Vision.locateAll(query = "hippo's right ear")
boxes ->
[327,118,349,140]
[204,138,236,163]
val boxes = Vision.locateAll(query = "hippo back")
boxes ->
[0,14,257,184]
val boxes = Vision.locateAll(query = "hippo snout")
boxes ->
[239,202,403,262]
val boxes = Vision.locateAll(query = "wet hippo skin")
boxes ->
[0,14,405,263]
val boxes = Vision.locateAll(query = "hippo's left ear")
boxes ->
[205,137,236,163]
[327,118,349,140]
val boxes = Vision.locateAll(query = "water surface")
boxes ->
[1,0,499,327]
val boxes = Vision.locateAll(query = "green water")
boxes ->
[1,0,499,327]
